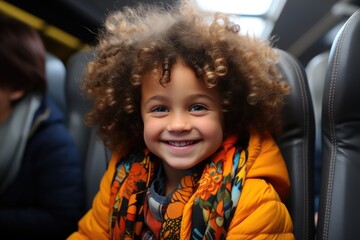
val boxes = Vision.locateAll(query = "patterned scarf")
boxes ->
[109,134,249,240]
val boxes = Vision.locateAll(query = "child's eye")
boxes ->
[189,104,208,112]
[151,106,168,112]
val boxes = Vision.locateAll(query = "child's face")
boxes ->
[141,59,224,176]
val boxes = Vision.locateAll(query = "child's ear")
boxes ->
[9,90,25,101]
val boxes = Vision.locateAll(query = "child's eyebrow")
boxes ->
[144,93,218,105]
[187,93,218,103]
[143,95,168,105]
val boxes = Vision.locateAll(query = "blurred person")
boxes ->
[0,17,85,239]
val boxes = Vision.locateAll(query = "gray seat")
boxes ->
[275,49,315,240]
[306,51,329,160]
[45,50,108,210]
[45,53,67,113]
[65,50,109,210]
[305,51,330,214]
[317,9,360,240]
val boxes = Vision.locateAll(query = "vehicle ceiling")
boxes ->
[1,0,360,65]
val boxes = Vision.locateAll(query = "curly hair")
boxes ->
[83,0,290,154]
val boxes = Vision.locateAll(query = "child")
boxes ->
[68,0,294,239]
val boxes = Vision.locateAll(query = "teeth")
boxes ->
[168,141,194,147]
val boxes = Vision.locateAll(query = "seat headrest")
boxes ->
[65,49,94,166]
[324,10,360,122]
[45,53,66,113]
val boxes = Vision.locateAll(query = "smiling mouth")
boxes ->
[167,141,195,147]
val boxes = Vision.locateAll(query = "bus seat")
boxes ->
[65,50,93,161]
[45,52,67,114]
[306,51,329,161]
[65,49,109,210]
[305,51,330,214]
[317,9,360,240]
[275,49,315,240]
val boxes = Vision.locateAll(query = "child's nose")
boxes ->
[167,112,191,132]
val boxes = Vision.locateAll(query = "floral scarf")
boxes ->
[109,134,249,240]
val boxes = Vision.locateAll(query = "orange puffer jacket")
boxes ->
[68,133,294,239]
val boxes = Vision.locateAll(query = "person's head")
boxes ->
[141,57,224,171]
[83,0,290,156]
[0,17,46,122]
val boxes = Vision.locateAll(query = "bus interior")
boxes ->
[1,0,360,239]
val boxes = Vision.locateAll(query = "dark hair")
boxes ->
[83,0,290,154]
[0,17,46,95]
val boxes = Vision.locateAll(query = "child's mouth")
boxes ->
[167,141,195,147]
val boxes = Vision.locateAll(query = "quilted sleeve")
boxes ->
[226,178,294,240]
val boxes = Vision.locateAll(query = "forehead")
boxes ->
[141,60,198,90]
[141,59,221,102]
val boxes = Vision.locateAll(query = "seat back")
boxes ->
[45,52,67,113]
[274,49,315,240]
[317,9,360,240]
[306,51,329,161]
[65,50,108,210]
[305,51,330,213]
[65,50,93,161]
